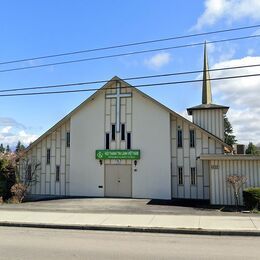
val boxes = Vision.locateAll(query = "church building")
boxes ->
[23,44,260,205]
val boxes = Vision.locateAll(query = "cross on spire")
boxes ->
[106,81,132,132]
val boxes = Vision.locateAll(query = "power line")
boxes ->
[1,24,260,66]
[1,62,260,93]
[0,34,260,73]
[0,73,259,97]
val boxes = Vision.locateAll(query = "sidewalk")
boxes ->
[0,209,259,236]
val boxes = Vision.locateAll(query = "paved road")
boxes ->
[0,227,259,260]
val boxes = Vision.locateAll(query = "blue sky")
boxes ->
[1,0,260,146]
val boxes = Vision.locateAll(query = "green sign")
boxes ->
[96,150,140,160]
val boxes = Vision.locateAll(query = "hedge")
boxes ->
[243,188,260,210]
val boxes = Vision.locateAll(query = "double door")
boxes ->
[105,165,132,198]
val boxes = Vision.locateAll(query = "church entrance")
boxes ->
[105,165,132,198]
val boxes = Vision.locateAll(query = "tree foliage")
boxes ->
[245,142,259,155]
[224,115,237,146]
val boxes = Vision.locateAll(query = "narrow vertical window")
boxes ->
[27,164,32,181]
[178,167,183,185]
[105,133,110,149]
[56,165,60,182]
[177,129,183,148]
[127,133,131,149]
[190,129,195,148]
[191,167,196,185]
[111,124,116,141]
[121,124,125,141]
[66,132,70,147]
[47,149,51,164]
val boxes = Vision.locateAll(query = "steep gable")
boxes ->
[26,76,231,151]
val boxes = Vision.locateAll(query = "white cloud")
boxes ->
[0,117,38,148]
[194,0,260,30]
[209,56,260,144]
[144,52,171,70]
[1,126,12,134]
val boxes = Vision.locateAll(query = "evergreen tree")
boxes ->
[245,142,259,155]
[15,141,25,153]
[0,143,5,153]
[224,115,237,146]
[6,145,11,153]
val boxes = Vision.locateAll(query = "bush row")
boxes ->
[243,187,260,210]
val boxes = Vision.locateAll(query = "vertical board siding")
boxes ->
[209,159,260,205]
[22,119,71,197]
[171,116,224,200]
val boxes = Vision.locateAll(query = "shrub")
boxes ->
[10,183,27,203]
[243,188,260,210]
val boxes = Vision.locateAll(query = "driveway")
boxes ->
[0,198,256,216]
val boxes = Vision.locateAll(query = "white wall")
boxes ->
[132,91,171,199]
[70,93,105,196]
[209,159,260,205]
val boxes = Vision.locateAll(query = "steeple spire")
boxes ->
[202,42,212,104]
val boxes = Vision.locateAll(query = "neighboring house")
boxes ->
[21,44,260,205]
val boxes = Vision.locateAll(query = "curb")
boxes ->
[0,222,259,237]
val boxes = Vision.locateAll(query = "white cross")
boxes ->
[106,81,132,132]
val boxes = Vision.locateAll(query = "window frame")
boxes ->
[177,129,183,148]
[189,129,195,148]
[105,133,110,150]
[56,165,60,182]
[27,164,32,181]
[111,124,116,141]
[47,148,51,164]
[127,132,131,150]
[121,124,125,141]
[190,167,197,185]
[178,167,183,185]
[66,132,70,148]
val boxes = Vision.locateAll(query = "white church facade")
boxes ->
[22,45,260,205]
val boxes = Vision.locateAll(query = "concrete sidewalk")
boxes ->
[0,210,259,236]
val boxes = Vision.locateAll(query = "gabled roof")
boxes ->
[26,76,232,151]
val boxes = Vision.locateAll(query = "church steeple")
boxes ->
[202,42,212,104]
[186,42,229,141]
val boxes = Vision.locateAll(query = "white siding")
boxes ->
[24,120,70,196]
[192,109,224,140]
[209,159,260,205]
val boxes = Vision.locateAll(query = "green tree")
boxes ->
[5,145,11,153]
[245,142,259,155]
[0,144,5,153]
[224,115,237,146]
[15,141,25,154]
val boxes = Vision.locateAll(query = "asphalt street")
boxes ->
[0,227,259,259]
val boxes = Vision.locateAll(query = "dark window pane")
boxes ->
[177,130,183,148]
[121,124,125,141]
[111,124,115,141]
[47,149,51,164]
[178,167,183,185]
[66,132,70,147]
[190,130,195,148]
[56,165,60,182]
[127,133,131,149]
[106,133,110,149]
[27,164,32,181]
[191,168,196,185]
